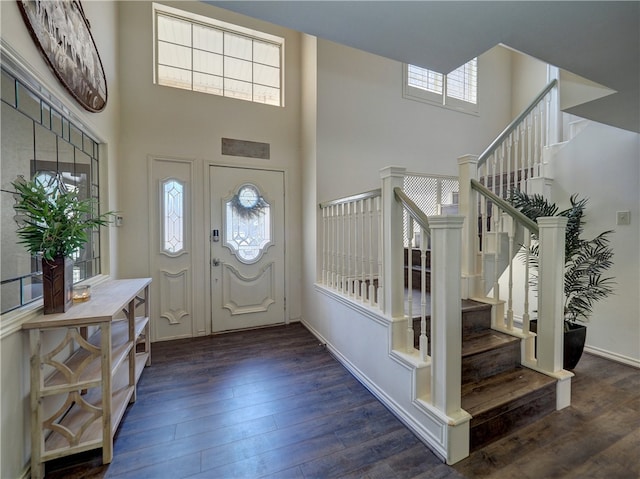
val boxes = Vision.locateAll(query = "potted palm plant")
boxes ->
[510,190,615,369]
[12,175,113,314]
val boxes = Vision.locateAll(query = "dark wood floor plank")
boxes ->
[108,452,201,479]
[197,432,347,478]
[300,428,424,478]
[44,324,639,479]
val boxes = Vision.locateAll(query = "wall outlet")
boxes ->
[616,211,631,225]
[115,215,124,227]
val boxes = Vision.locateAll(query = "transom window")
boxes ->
[153,3,284,106]
[404,58,478,113]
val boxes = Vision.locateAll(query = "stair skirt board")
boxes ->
[311,285,560,463]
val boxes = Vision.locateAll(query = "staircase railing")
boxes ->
[318,166,466,422]
[471,177,568,376]
[319,188,383,309]
[477,79,557,199]
[459,77,572,388]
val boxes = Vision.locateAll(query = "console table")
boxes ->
[23,278,152,479]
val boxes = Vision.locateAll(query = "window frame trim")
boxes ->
[152,2,285,107]
[402,60,479,116]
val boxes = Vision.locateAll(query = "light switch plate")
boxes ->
[616,211,631,225]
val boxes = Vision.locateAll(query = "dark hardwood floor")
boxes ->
[45,323,639,479]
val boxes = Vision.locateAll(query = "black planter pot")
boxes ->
[529,320,587,370]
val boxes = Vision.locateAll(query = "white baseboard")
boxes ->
[584,345,640,368]
[513,317,639,369]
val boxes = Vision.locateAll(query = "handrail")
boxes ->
[477,79,557,168]
[319,188,381,209]
[393,187,430,234]
[471,179,539,234]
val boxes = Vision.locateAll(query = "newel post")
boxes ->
[457,155,479,299]
[536,216,567,373]
[380,166,406,318]
[429,215,465,416]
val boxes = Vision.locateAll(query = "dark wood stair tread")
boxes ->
[461,367,556,418]
[461,299,492,312]
[462,330,519,358]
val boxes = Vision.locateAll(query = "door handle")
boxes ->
[212,258,221,267]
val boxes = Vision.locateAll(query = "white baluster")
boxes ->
[353,201,362,299]
[498,143,504,199]
[341,203,346,293]
[407,218,415,353]
[329,205,335,288]
[376,195,384,309]
[322,206,327,284]
[419,226,429,361]
[527,115,533,182]
[360,198,366,300]
[493,205,500,303]
[506,133,512,198]
[533,106,541,177]
[347,201,352,296]
[479,189,487,296]
[519,124,527,191]
[506,215,515,331]
[368,197,375,305]
[523,229,534,362]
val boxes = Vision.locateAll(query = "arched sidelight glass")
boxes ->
[224,183,272,263]
[162,179,185,254]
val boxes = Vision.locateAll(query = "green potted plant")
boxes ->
[12,175,113,314]
[510,190,615,369]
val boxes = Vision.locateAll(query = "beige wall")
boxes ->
[510,50,548,117]
[0,1,120,476]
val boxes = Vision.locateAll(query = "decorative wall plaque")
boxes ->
[17,0,108,112]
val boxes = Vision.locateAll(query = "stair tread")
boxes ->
[462,330,519,357]
[461,299,492,312]
[410,299,492,321]
[461,367,556,417]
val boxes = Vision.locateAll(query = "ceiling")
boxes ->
[207,1,640,133]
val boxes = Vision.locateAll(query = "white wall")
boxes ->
[552,122,640,364]
[117,2,303,333]
[0,2,120,477]
[316,41,513,203]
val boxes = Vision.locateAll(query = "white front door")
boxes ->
[209,166,285,332]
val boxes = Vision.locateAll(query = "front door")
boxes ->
[209,166,285,332]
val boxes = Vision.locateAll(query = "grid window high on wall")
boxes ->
[0,67,103,314]
[153,3,284,107]
[404,58,478,114]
